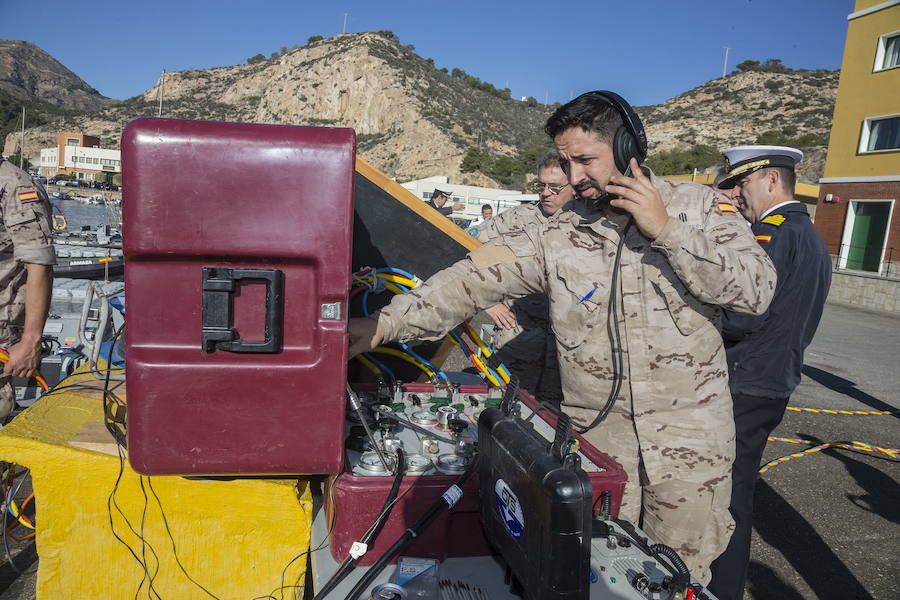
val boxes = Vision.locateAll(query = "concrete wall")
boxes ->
[828,268,900,313]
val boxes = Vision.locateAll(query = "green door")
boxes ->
[846,202,890,272]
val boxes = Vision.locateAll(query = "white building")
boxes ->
[400,176,537,222]
[39,133,121,181]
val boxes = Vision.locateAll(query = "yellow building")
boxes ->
[816,0,900,273]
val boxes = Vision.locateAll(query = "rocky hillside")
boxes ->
[637,66,837,181]
[0,40,117,112]
[3,34,837,185]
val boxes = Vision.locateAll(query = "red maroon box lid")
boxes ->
[123,118,355,476]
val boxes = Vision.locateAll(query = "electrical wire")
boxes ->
[145,477,223,600]
[344,458,478,600]
[575,217,633,434]
[447,329,502,386]
[369,347,437,381]
[0,350,49,391]
[313,449,407,599]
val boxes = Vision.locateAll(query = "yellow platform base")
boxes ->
[0,368,313,600]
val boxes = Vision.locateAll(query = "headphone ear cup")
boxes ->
[613,126,637,174]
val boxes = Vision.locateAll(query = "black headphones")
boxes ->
[588,90,648,175]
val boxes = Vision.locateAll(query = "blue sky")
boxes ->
[1,0,853,107]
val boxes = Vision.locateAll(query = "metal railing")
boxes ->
[832,244,896,278]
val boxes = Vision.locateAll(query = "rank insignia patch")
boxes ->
[755,234,773,243]
[761,214,786,227]
[17,189,39,203]
[717,201,737,214]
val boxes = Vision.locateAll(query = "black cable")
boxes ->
[344,457,478,600]
[138,476,163,600]
[313,449,407,599]
[102,323,128,448]
[575,217,633,434]
[145,478,223,599]
[106,443,163,599]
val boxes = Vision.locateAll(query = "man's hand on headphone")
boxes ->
[605,158,669,239]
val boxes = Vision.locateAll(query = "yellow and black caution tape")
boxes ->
[786,407,896,416]
[759,436,900,474]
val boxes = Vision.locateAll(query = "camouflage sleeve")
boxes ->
[474,205,523,243]
[378,229,547,344]
[650,187,775,315]
[1,172,55,266]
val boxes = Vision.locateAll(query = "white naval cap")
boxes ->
[719,145,803,189]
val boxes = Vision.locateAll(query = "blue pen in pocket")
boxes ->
[578,288,597,304]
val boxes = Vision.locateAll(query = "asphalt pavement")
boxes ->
[745,302,899,600]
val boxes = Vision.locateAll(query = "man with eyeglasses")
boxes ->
[473,149,575,404]
[708,146,831,600]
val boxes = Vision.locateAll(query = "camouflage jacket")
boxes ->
[0,158,55,340]
[378,174,776,482]
[475,202,566,331]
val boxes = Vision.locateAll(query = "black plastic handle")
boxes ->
[201,267,284,353]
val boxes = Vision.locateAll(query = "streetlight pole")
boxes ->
[19,106,25,169]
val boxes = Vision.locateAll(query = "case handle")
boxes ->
[201,267,284,353]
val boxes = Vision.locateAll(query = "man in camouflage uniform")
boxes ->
[0,157,55,420]
[477,149,575,405]
[350,92,776,584]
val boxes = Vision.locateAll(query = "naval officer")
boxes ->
[708,146,832,600]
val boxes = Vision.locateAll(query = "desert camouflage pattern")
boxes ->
[378,173,776,583]
[0,158,55,347]
[475,202,565,403]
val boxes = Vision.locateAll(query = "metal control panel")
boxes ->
[588,520,719,600]
[346,386,609,478]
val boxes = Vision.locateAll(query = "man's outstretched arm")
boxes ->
[349,232,546,356]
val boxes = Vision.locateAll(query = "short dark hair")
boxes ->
[544,92,623,144]
[481,204,492,211]
[760,167,796,194]
[535,149,562,174]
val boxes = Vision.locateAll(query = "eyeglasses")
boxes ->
[531,182,569,194]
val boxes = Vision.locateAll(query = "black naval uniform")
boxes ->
[424,200,453,216]
[708,201,831,600]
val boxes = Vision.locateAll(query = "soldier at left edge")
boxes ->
[0,156,56,421]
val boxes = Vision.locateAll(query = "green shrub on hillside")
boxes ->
[755,130,826,148]
[645,144,721,175]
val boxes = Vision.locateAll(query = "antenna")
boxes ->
[342,12,349,34]
[721,46,732,78]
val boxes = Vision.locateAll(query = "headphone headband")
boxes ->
[589,90,647,161]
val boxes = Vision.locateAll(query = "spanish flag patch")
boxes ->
[717,201,737,214]
[761,214,786,227]
[755,234,772,243]
[17,189,39,203]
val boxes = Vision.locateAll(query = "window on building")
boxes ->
[66,138,78,146]
[874,30,900,71]
[860,115,900,153]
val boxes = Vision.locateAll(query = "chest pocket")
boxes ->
[653,278,717,336]
[550,261,605,349]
